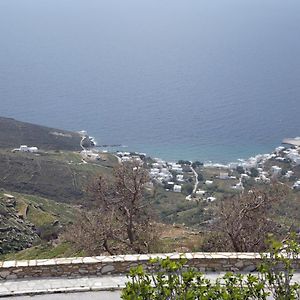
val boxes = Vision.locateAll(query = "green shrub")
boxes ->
[122,236,300,300]
[122,257,268,299]
[259,234,300,300]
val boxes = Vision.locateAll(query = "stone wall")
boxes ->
[0,252,299,280]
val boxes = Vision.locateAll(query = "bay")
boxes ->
[0,0,300,162]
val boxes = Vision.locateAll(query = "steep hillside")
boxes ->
[0,117,82,151]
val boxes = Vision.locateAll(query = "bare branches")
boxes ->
[204,185,288,252]
[64,161,160,255]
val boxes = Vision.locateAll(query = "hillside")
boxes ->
[0,193,38,254]
[0,191,79,256]
[0,149,118,203]
[0,117,82,151]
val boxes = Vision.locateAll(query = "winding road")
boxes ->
[186,164,199,200]
[191,165,199,194]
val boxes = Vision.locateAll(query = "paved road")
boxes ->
[6,291,121,300]
[0,276,127,298]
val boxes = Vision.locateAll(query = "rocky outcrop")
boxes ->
[0,195,39,255]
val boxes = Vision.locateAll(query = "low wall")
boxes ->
[0,252,296,280]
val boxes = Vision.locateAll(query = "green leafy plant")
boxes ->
[121,257,268,300]
[122,235,300,300]
[259,233,300,300]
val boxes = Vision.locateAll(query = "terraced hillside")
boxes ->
[0,191,78,256]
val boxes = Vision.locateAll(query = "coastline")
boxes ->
[96,141,281,167]
[76,129,299,171]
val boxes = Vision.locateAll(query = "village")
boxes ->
[10,135,300,204]
[115,137,300,202]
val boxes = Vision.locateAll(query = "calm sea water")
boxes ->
[0,0,300,163]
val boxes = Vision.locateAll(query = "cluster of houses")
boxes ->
[116,151,145,165]
[117,141,300,200]
[198,144,300,195]
[149,159,185,193]
[230,145,300,191]
[80,149,100,161]
[281,147,300,165]
[12,145,38,153]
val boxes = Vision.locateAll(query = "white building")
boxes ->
[81,150,100,161]
[152,163,160,168]
[275,146,285,154]
[219,172,229,179]
[241,173,249,180]
[29,147,38,153]
[176,174,184,182]
[170,164,183,173]
[173,185,182,193]
[271,166,282,176]
[254,177,262,183]
[14,145,38,153]
[232,182,244,191]
[121,156,131,162]
[196,190,206,196]
[293,181,300,190]
[285,171,294,179]
[285,149,300,165]
[205,180,213,185]
[206,196,216,202]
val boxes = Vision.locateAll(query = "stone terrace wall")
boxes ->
[1,252,299,280]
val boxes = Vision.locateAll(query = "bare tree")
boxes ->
[203,184,288,252]
[65,161,160,255]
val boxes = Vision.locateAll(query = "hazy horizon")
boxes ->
[1,0,300,162]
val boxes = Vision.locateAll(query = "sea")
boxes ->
[0,0,300,163]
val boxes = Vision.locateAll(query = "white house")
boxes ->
[81,150,100,161]
[160,168,169,174]
[254,177,262,183]
[232,182,244,191]
[196,190,206,196]
[285,171,294,178]
[173,185,182,193]
[285,149,300,165]
[28,147,38,153]
[14,145,38,153]
[206,196,216,202]
[205,180,213,185]
[260,175,271,183]
[219,172,229,180]
[20,145,29,152]
[271,166,282,176]
[275,146,285,154]
[121,156,131,163]
[176,174,184,182]
[293,181,300,190]
[171,165,183,173]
